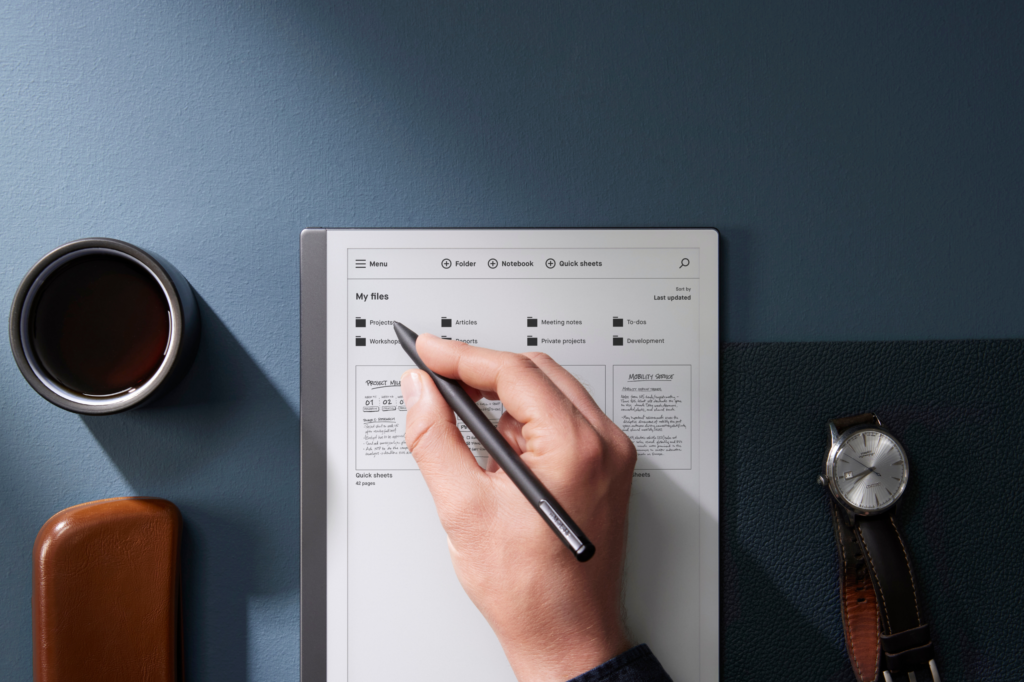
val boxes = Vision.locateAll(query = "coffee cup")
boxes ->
[9,238,201,415]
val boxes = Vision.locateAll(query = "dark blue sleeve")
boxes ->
[566,644,673,682]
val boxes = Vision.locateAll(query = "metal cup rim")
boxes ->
[9,238,195,415]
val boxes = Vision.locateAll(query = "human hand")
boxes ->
[401,336,637,682]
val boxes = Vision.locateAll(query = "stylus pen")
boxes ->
[394,322,596,563]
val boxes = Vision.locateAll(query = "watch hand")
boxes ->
[844,454,881,476]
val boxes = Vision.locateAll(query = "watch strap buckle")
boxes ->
[881,623,936,680]
[882,659,940,682]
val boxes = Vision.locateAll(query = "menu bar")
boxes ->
[347,248,700,279]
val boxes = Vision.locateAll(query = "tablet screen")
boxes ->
[302,228,718,681]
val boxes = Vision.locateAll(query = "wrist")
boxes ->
[502,624,631,682]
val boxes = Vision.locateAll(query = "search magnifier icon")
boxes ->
[679,258,690,268]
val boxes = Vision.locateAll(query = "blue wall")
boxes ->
[2,1,1022,679]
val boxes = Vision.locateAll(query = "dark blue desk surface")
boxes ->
[2,1,1024,679]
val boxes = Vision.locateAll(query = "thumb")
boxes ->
[402,369,485,506]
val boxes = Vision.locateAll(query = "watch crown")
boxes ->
[816,475,826,487]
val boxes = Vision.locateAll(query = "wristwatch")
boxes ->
[818,413,940,682]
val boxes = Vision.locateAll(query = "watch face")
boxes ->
[829,429,909,513]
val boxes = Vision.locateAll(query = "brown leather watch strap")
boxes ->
[856,513,921,635]
[831,413,880,434]
[830,500,881,682]
[856,514,936,676]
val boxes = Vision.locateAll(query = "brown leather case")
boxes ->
[33,497,183,682]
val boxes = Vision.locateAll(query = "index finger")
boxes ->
[415,335,576,428]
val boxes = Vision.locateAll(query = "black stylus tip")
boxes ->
[393,321,416,341]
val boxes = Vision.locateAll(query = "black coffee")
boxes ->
[29,254,170,397]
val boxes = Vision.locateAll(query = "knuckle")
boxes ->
[570,423,605,467]
[602,423,637,465]
[622,436,638,467]
[506,353,539,371]
[405,418,451,456]
[523,351,553,366]
[610,428,638,465]
[491,352,538,386]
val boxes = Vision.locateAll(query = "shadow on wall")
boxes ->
[82,295,299,682]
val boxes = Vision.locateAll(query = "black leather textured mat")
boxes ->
[720,340,1024,682]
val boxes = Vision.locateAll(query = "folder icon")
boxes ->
[441,317,452,327]
[613,336,623,346]
[355,317,366,327]
[527,317,538,327]
[355,336,366,347]
[613,317,624,327]
[527,336,538,347]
